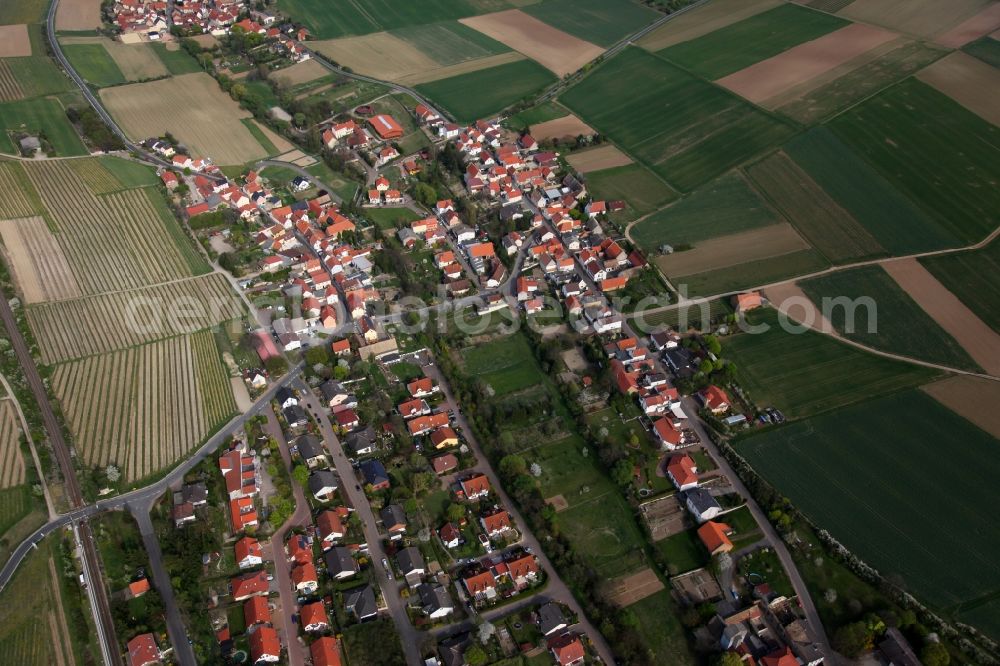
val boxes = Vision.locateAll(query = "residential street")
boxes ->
[261,407,313,666]
[292,377,426,666]
[420,363,618,665]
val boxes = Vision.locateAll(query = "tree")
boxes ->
[464,645,487,666]
[445,502,465,523]
[920,642,949,666]
[833,621,873,658]
[305,345,330,367]
[611,459,633,488]
[712,653,744,666]
[292,464,309,488]
[499,454,527,478]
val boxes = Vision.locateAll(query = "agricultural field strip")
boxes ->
[27,273,240,364]
[52,330,234,481]
[22,161,198,294]
[0,60,23,102]
[0,216,83,304]
[0,163,41,219]
[0,400,24,489]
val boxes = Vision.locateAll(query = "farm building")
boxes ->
[369,114,404,141]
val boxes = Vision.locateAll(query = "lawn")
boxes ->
[62,43,126,87]
[721,506,759,548]
[461,333,546,396]
[630,298,733,335]
[504,102,571,131]
[416,58,557,122]
[738,389,1000,615]
[785,128,954,256]
[800,265,980,371]
[630,172,780,252]
[627,591,698,665]
[99,156,160,188]
[657,3,849,79]
[920,237,1000,334]
[0,97,88,156]
[365,206,422,231]
[305,161,359,201]
[724,308,939,419]
[558,492,649,578]
[532,435,615,505]
[259,164,299,185]
[150,43,203,75]
[584,163,676,217]
[675,248,829,298]
[521,0,661,47]
[738,548,793,598]
[657,528,707,574]
[560,47,794,192]
[830,79,1000,247]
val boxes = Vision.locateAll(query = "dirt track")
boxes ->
[916,51,1000,127]
[460,10,604,76]
[883,258,1000,376]
[717,23,897,105]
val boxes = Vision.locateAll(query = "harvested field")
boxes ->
[0,400,24,489]
[191,34,219,49]
[544,494,569,512]
[671,568,723,605]
[639,494,688,540]
[460,10,604,76]
[22,161,207,295]
[100,73,270,164]
[602,568,665,607]
[764,282,836,335]
[0,26,30,58]
[745,151,884,263]
[392,21,512,65]
[52,331,236,482]
[28,273,242,364]
[271,59,329,87]
[530,114,593,141]
[935,2,1000,47]
[775,40,943,125]
[565,144,631,172]
[922,376,1000,441]
[313,33,439,81]
[841,0,993,40]
[55,0,101,30]
[0,61,23,103]
[916,51,1000,127]
[249,119,294,154]
[656,224,809,278]
[882,258,1000,375]
[0,217,82,304]
[717,23,897,106]
[638,0,780,51]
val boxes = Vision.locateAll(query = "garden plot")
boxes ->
[602,568,665,607]
[639,494,688,541]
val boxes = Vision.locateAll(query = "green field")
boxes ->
[277,0,517,39]
[657,3,848,79]
[240,119,279,156]
[504,102,570,130]
[584,163,676,217]
[62,44,126,87]
[417,58,556,122]
[630,172,779,251]
[521,0,661,47]
[0,97,88,156]
[391,21,511,65]
[785,128,954,255]
[150,43,203,75]
[305,161,359,201]
[461,333,546,396]
[677,249,829,298]
[0,0,46,24]
[627,591,697,665]
[739,389,1000,616]
[725,308,939,418]
[5,54,75,99]
[98,156,160,189]
[800,266,980,371]
[962,35,1000,69]
[0,486,31,539]
[776,41,945,125]
[830,79,1000,246]
[417,60,556,122]
[560,47,795,192]
[920,237,1000,334]
[364,206,422,230]
[957,597,1000,642]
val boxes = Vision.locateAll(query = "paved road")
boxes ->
[291,377,426,666]
[261,406,312,666]
[130,506,198,666]
[420,362,617,665]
